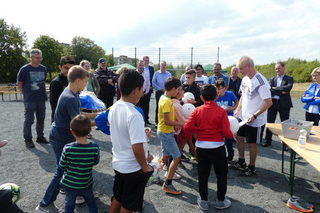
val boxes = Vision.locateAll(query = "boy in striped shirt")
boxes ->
[59,115,100,213]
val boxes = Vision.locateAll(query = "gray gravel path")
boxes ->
[0,95,319,213]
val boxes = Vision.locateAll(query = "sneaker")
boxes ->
[75,196,85,205]
[164,172,181,180]
[36,137,49,144]
[180,153,189,162]
[162,183,182,195]
[59,189,65,194]
[240,167,256,176]
[214,197,231,210]
[25,139,35,148]
[197,197,209,211]
[287,196,314,212]
[35,203,61,213]
[232,160,247,171]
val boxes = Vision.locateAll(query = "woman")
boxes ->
[301,67,320,125]
[80,60,100,96]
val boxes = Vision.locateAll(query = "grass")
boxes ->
[291,82,310,99]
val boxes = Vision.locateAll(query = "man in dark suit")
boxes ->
[263,61,293,147]
[138,56,154,125]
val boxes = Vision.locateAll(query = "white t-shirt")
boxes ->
[108,100,147,173]
[240,72,271,127]
[195,75,208,86]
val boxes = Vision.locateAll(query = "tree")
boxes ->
[0,19,27,83]
[70,37,105,68]
[33,35,64,80]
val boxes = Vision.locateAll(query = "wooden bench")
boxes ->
[0,86,21,101]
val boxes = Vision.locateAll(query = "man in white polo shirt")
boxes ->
[233,56,272,176]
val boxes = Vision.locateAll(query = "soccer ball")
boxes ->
[0,183,20,203]
[228,116,239,134]
[182,103,195,117]
[182,92,195,103]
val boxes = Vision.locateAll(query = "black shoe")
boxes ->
[232,160,247,170]
[36,137,49,144]
[262,141,271,147]
[25,140,35,148]
[181,153,189,162]
[240,167,256,177]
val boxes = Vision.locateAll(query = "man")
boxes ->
[152,61,172,124]
[17,49,48,148]
[194,64,208,86]
[108,70,153,213]
[233,56,272,176]
[263,62,293,147]
[49,56,75,123]
[95,58,117,108]
[138,56,154,125]
[180,66,191,84]
[228,66,242,100]
[207,63,229,86]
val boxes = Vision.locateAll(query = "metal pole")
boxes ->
[111,48,114,65]
[191,47,193,68]
[217,47,220,63]
[159,48,161,66]
[134,48,137,67]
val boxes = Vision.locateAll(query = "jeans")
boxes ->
[39,140,65,207]
[157,131,181,159]
[23,101,46,140]
[64,187,98,213]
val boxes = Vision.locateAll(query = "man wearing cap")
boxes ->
[95,58,117,108]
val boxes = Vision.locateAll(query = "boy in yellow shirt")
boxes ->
[157,77,183,195]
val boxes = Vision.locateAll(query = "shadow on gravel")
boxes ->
[28,144,56,172]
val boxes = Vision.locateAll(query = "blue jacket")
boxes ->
[301,82,320,111]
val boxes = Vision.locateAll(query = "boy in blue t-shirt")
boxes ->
[59,114,100,213]
[215,79,238,161]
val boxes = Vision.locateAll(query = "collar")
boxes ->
[204,101,216,106]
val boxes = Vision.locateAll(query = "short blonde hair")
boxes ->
[116,67,128,75]
[68,65,89,83]
[237,56,254,68]
[311,67,320,76]
[79,60,90,67]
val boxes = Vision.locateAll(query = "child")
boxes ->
[157,77,183,195]
[182,69,202,107]
[184,84,233,211]
[215,79,239,161]
[35,66,93,213]
[108,70,153,213]
[50,56,75,122]
[59,115,100,213]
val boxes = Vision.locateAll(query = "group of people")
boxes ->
[11,48,320,212]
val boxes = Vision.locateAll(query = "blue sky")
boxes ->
[1,0,319,67]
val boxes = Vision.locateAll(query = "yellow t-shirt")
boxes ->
[157,95,175,133]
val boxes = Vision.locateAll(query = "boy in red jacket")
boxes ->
[184,84,233,211]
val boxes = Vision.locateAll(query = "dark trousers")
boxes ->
[306,112,320,126]
[99,95,114,109]
[196,146,228,201]
[155,90,164,124]
[265,99,290,143]
[139,91,152,123]
[23,101,46,141]
[225,138,235,160]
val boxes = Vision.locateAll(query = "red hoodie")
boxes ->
[184,101,233,142]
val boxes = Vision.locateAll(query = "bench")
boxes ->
[0,86,21,101]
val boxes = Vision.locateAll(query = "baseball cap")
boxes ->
[98,58,106,63]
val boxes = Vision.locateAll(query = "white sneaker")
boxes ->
[75,195,85,205]
[197,197,209,211]
[214,197,232,209]
[35,203,61,213]
[164,171,181,180]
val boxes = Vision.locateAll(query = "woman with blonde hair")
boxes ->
[80,60,100,96]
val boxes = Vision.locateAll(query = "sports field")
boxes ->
[0,94,319,213]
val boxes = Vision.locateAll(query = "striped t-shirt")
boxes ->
[59,142,100,190]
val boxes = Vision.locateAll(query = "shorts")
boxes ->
[157,131,181,159]
[237,124,265,144]
[113,169,152,212]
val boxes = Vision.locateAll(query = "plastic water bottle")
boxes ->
[297,128,307,149]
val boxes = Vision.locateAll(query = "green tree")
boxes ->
[70,36,105,68]
[105,54,114,67]
[33,35,64,80]
[0,19,27,83]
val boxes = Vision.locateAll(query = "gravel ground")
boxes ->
[0,94,319,213]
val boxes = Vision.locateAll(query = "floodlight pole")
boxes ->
[217,47,220,63]
[191,47,193,68]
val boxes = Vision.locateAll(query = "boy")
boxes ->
[182,69,202,107]
[50,56,76,123]
[184,84,233,211]
[215,79,239,162]
[35,66,92,213]
[60,115,100,213]
[108,70,153,213]
[157,77,183,195]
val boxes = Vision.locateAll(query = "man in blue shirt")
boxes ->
[152,61,172,124]
[207,63,229,87]
[17,49,48,148]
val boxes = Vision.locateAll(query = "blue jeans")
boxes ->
[23,101,46,140]
[39,140,65,207]
[64,187,98,213]
[157,131,181,159]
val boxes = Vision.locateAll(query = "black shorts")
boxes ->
[237,124,265,144]
[113,169,152,211]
